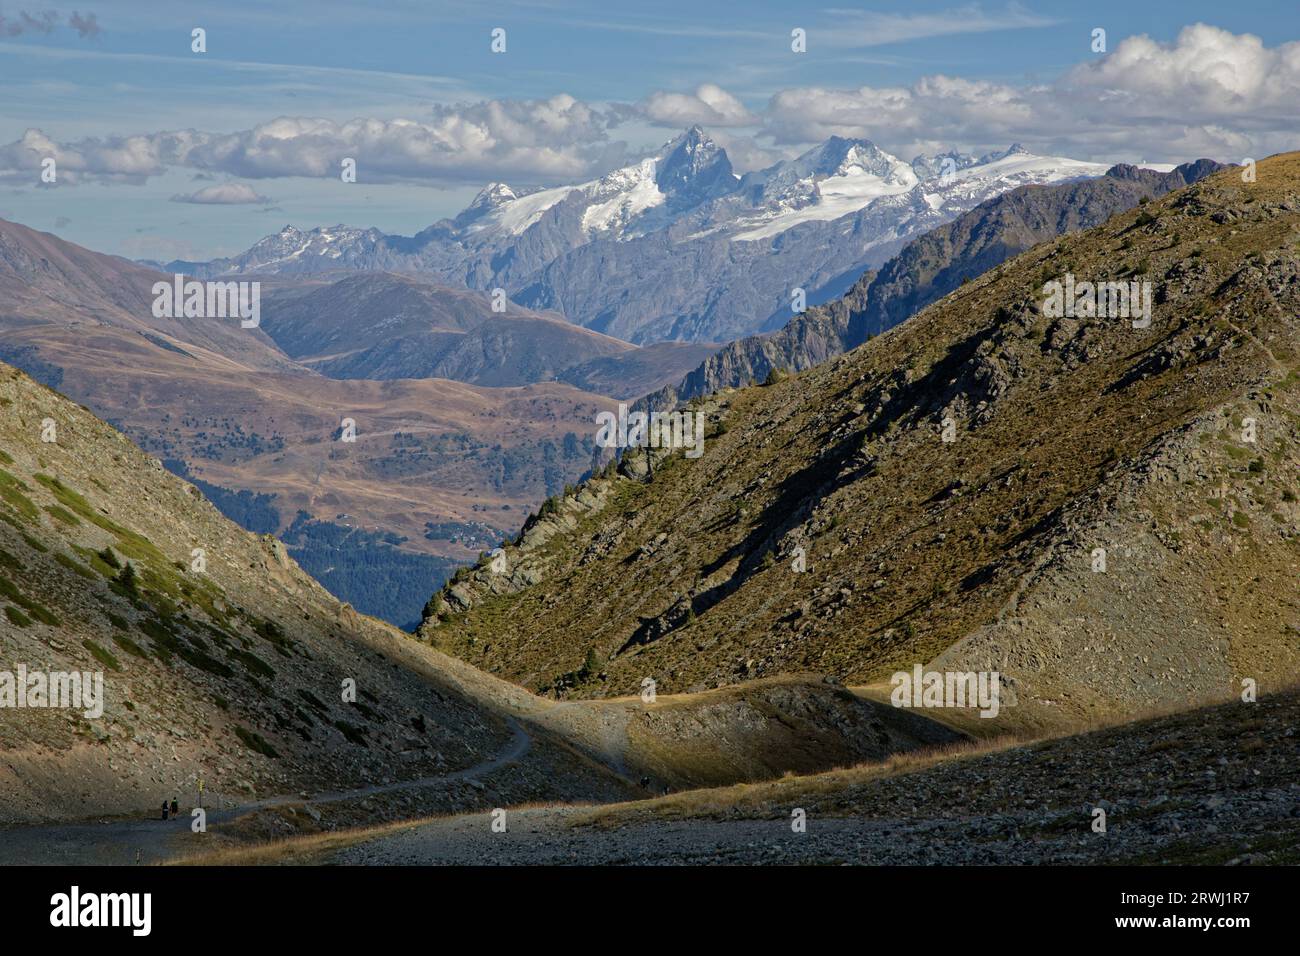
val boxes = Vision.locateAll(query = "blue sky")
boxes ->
[1,1,1296,259]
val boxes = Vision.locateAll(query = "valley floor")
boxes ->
[323,792,1300,866]
[164,688,1300,867]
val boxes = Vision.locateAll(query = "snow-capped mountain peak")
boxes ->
[814,137,909,178]
[178,223,385,276]
[982,142,1030,162]
[453,182,525,231]
[738,139,916,204]
[579,157,665,235]
[457,127,742,241]
[910,149,979,179]
[653,125,737,205]
[727,139,920,240]
[471,182,518,209]
[169,128,1131,341]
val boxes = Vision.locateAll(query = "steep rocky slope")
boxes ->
[418,155,1300,729]
[847,160,1224,340]
[0,361,629,823]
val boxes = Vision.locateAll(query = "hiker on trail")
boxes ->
[170,798,179,819]
[161,800,169,821]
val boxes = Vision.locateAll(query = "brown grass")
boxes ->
[170,819,420,866]
[573,682,1295,829]
[169,800,590,866]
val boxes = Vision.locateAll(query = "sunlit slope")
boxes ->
[419,155,1300,728]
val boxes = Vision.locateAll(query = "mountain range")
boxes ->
[0,150,1220,632]
[165,128,1125,344]
[638,159,1226,412]
[419,155,1300,732]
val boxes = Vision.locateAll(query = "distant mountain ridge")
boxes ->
[167,128,1125,344]
[637,159,1226,413]
[0,217,621,628]
[256,272,706,394]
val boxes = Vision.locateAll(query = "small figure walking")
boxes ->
[170,798,179,820]
[160,800,169,821]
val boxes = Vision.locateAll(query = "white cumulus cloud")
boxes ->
[3,28,1297,190]
[0,96,628,187]
[762,25,1300,163]
[641,84,758,127]
[170,183,272,204]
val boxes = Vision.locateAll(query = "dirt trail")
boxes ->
[0,718,533,866]
[311,691,1300,866]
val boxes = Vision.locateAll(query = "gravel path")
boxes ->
[0,718,533,865]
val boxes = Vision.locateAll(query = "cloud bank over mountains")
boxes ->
[1,25,1293,190]
[766,24,1300,159]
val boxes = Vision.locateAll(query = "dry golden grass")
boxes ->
[170,736,1020,864]
[170,819,420,866]
[170,800,591,866]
